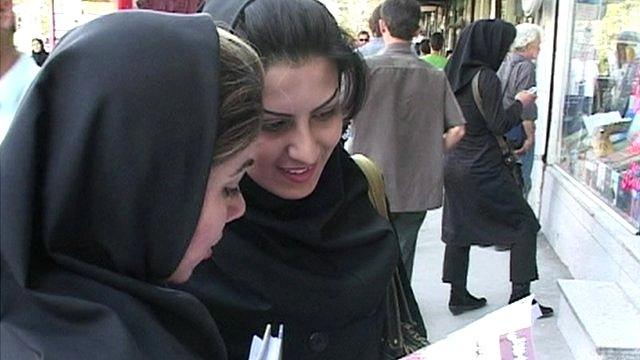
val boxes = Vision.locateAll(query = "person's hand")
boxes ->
[515,90,537,107]
[514,138,533,155]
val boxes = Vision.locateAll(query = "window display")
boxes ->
[560,0,640,227]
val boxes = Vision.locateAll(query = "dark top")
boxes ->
[441,70,540,246]
[181,148,399,360]
[31,51,49,66]
[1,11,227,359]
[442,19,540,246]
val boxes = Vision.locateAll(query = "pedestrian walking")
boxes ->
[31,38,49,66]
[0,0,39,143]
[497,23,543,198]
[351,0,465,280]
[421,32,448,69]
[358,4,385,57]
[442,19,553,318]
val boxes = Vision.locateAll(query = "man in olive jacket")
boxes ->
[351,0,466,280]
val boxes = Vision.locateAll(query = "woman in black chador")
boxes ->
[181,0,426,359]
[0,11,264,359]
[442,19,553,317]
[31,38,49,66]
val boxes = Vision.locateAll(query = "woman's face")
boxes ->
[167,144,256,284]
[247,56,343,200]
[32,40,42,53]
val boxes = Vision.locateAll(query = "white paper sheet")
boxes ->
[247,324,283,360]
[582,111,625,135]
[401,295,541,360]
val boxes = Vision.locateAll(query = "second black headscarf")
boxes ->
[1,10,227,359]
[445,19,516,93]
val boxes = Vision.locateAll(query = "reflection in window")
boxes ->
[560,0,640,227]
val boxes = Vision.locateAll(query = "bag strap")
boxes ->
[471,71,512,156]
[351,154,403,350]
[351,154,430,351]
[351,154,389,220]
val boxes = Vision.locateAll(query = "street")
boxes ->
[411,209,575,359]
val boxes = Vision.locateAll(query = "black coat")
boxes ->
[441,70,540,246]
[181,149,400,360]
[1,11,227,359]
[442,20,540,246]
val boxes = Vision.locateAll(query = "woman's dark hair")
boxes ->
[236,0,366,122]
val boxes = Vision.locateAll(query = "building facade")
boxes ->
[531,0,640,309]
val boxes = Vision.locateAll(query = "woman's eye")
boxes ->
[262,118,291,133]
[223,187,241,198]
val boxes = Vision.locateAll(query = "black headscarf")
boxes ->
[445,19,516,93]
[1,11,226,359]
[183,1,400,358]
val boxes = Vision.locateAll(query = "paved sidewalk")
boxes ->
[410,209,575,360]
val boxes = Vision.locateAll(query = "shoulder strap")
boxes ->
[471,72,486,120]
[351,154,389,220]
[471,71,512,154]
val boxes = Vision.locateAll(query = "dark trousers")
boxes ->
[389,211,427,281]
[442,235,539,286]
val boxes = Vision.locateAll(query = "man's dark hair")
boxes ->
[358,30,370,39]
[429,32,444,51]
[419,39,430,55]
[368,4,382,37]
[380,0,421,41]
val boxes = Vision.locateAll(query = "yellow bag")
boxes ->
[351,154,389,220]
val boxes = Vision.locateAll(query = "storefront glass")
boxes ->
[560,0,640,227]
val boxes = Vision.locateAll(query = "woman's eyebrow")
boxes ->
[263,86,339,116]
[231,159,254,177]
[311,86,340,112]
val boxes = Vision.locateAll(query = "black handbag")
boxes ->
[351,155,430,359]
[471,71,525,191]
[381,266,430,358]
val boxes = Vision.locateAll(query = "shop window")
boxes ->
[560,0,640,228]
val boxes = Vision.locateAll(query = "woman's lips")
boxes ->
[280,165,315,183]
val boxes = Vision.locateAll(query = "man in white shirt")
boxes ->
[0,0,40,143]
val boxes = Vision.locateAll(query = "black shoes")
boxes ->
[448,291,487,316]
[509,294,555,319]
[493,245,511,252]
[533,299,554,318]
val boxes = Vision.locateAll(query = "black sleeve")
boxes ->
[479,70,523,135]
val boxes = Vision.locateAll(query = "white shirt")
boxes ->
[0,53,40,144]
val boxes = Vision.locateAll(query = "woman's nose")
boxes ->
[288,121,318,163]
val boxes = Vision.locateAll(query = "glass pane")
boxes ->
[560,0,640,228]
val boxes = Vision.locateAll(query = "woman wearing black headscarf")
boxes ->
[442,19,552,317]
[180,0,426,359]
[1,11,264,359]
[31,38,49,66]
